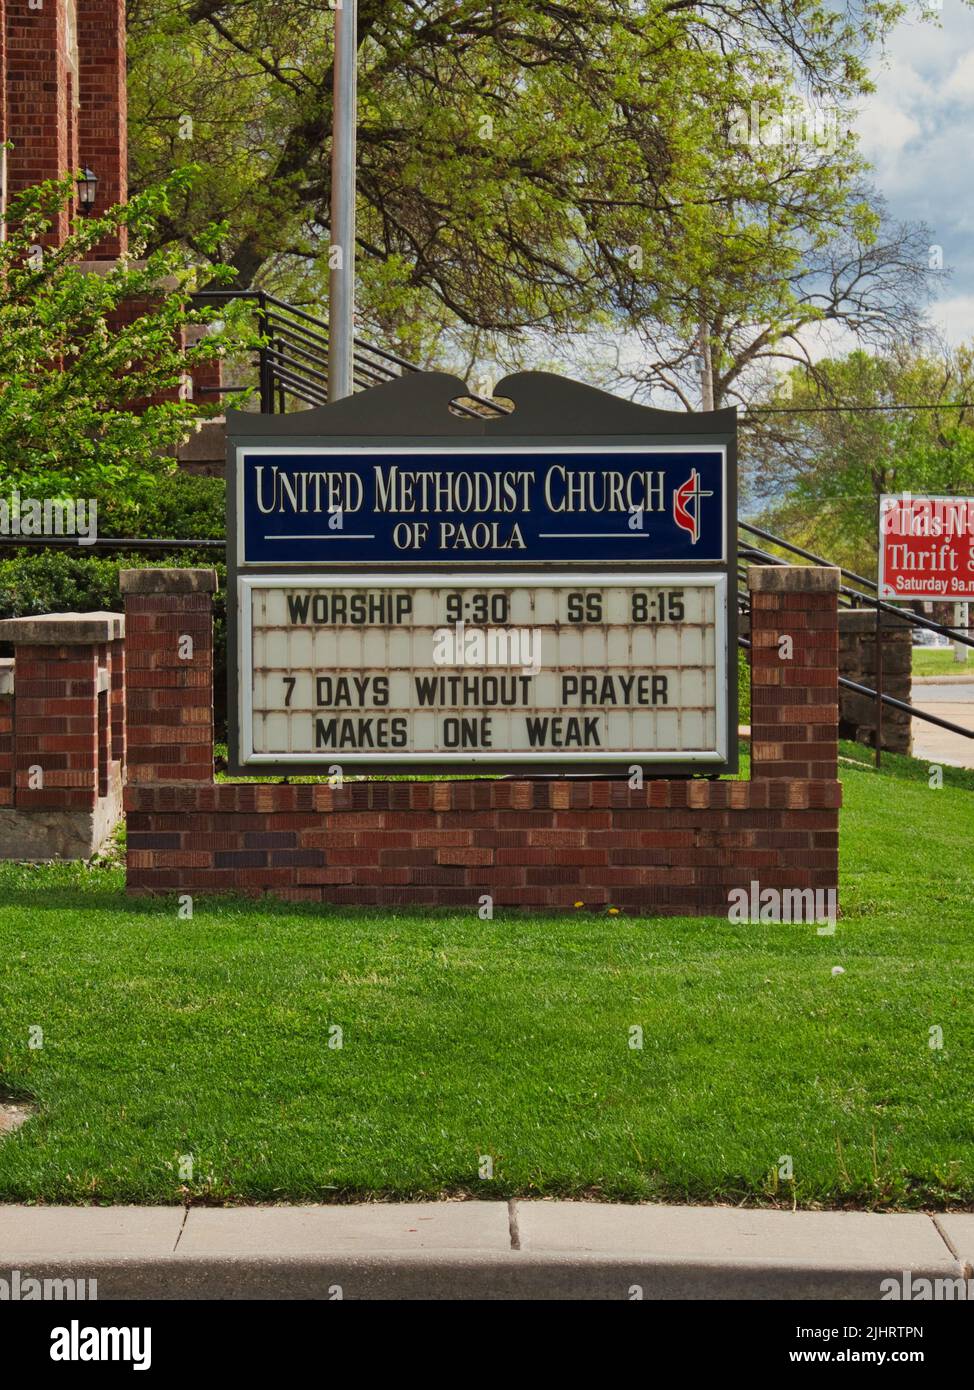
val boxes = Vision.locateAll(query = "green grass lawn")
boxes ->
[912,647,972,678]
[0,742,972,1209]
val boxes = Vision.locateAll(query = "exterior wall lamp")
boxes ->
[76,168,98,215]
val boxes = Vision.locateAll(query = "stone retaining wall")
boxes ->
[838,609,913,755]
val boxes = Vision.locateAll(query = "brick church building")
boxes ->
[0,0,223,456]
[0,0,127,255]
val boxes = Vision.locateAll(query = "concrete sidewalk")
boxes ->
[910,677,974,768]
[1,1203,972,1300]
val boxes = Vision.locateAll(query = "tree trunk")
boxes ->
[698,317,714,411]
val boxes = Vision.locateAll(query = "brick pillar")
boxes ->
[76,0,127,257]
[120,569,217,784]
[838,608,913,755]
[748,566,840,780]
[0,612,123,811]
[110,631,125,767]
[0,659,13,808]
[6,0,73,243]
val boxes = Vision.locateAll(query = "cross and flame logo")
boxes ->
[673,468,713,544]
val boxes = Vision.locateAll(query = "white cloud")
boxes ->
[943,49,974,100]
[851,6,974,343]
[854,96,921,169]
[928,293,974,345]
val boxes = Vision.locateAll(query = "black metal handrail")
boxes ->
[737,536,973,744]
[737,636,973,742]
[740,521,879,592]
[191,288,508,419]
[737,535,974,649]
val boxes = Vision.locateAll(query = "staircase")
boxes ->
[179,289,506,474]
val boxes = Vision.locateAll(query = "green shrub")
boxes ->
[0,549,229,738]
[738,643,750,724]
[99,471,226,541]
[0,548,127,618]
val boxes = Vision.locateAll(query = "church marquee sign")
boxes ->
[226,371,737,777]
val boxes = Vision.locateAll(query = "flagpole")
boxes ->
[328,0,357,401]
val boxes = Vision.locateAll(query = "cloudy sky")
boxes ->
[857,2,974,346]
[483,5,974,397]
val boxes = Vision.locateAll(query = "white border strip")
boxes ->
[236,443,728,566]
[238,572,728,767]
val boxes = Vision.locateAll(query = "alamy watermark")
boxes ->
[50,1320,150,1371]
[0,491,97,545]
[881,494,974,539]
[0,1268,97,1300]
[881,1270,974,1300]
[728,880,837,932]
[431,620,540,674]
[728,100,843,154]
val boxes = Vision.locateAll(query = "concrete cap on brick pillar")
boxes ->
[119,569,218,595]
[840,608,914,631]
[0,612,125,643]
[747,565,840,593]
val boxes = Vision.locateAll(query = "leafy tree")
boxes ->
[0,170,255,499]
[744,347,974,574]
[618,191,938,411]
[126,0,920,368]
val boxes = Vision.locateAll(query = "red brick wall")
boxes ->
[0,0,7,168]
[122,579,215,785]
[5,0,73,242]
[184,324,224,413]
[123,567,842,915]
[3,0,127,249]
[77,0,127,256]
[126,777,841,912]
[749,570,839,781]
[12,641,101,810]
[111,634,125,768]
[104,311,223,417]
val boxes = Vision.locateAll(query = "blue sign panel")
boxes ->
[237,446,726,566]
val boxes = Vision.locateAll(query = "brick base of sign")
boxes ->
[126,777,840,912]
[122,565,842,916]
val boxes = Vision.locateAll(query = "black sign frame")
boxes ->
[226,370,738,778]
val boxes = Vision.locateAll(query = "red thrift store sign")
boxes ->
[878,493,974,600]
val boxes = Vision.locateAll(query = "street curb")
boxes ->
[0,1252,965,1301]
[912,674,974,685]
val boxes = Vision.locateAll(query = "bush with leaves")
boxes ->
[0,168,257,501]
[0,547,230,735]
[94,471,226,541]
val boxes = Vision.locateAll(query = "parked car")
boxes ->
[912,628,951,648]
